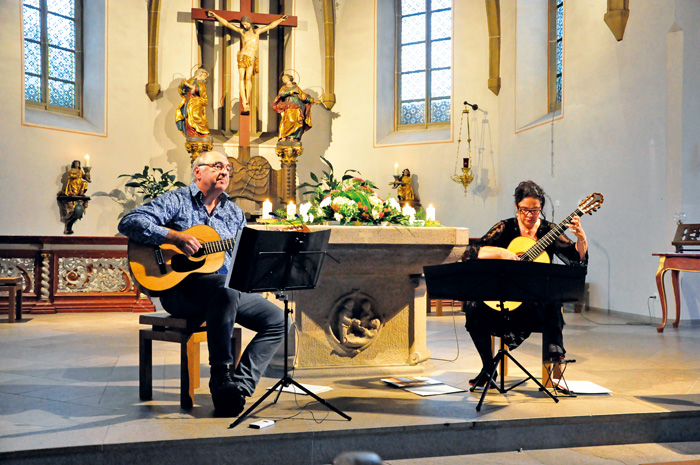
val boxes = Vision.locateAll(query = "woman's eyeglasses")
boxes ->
[517,207,541,216]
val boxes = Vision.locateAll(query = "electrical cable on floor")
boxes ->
[572,297,656,326]
[428,302,462,363]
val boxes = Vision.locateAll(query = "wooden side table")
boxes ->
[652,253,700,332]
[0,277,23,323]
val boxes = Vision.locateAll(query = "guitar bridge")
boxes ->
[154,248,167,275]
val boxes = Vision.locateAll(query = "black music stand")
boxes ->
[424,259,586,411]
[225,227,351,428]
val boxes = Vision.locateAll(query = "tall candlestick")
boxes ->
[394,163,400,175]
[262,199,272,219]
[84,154,90,167]
[426,204,436,222]
[287,201,296,219]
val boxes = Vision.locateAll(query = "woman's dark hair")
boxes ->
[514,180,546,209]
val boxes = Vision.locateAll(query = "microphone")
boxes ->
[463,101,478,111]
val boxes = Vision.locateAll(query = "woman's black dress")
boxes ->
[461,217,587,367]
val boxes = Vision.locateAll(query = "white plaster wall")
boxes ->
[497,0,700,318]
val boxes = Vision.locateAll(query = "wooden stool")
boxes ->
[0,277,23,323]
[139,312,242,409]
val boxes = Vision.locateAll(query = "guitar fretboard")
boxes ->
[520,209,583,262]
[200,238,236,255]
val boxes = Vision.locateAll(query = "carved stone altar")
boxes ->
[249,225,469,375]
[0,236,153,315]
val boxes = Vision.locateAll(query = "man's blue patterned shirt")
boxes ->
[118,183,246,274]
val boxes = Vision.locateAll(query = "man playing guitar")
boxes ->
[461,180,590,389]
[119,151,285,417]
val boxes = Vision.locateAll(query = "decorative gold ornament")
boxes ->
[185,136,213,164]
[452,102,478,195]
[275,144,303,165]
[451,166,475,194]
[57,160,92,234]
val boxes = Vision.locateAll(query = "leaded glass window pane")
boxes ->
[49,48,75,80]
[402,72,426,100]
[431,39,451,68]
[401,0,425,16]
[24,42,42,75]
[48,13,75,49]
[401,44,426,73]
[401,102,425,125]
[23,0,81,112]
[23,5,40,40]
[431,10,451,40]
[556,75,562,102]
[25,75,42,102]
[431,69,450,98]
[49,79,75,107]
[401,14,425,44]
[48,0,74,16]
[398,0,451,127]
[430,98,450,123]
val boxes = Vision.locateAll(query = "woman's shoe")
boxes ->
[544,344,566,363]
[469,369,498,390]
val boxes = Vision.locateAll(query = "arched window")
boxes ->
[397,0,452,129]
[23,0,82,116]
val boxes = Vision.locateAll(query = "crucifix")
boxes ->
[191,2,297,160]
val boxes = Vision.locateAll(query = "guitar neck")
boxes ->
[520,209,583,262]
[198,238,236,256]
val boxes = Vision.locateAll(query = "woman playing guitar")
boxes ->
[461,180,589,389]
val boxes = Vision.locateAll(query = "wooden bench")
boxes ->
[139,312,242,409]
[0,277,22,323]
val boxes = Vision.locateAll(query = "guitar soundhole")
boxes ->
[171,254,206,273]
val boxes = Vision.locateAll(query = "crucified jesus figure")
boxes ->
[207,11,288,114]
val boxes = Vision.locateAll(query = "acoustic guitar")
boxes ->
[128,224,234,293]
[484,192,604,311]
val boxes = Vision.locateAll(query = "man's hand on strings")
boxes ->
[167,230,202,257]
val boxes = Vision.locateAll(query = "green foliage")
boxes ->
[118,166,187,201]
[297,155,361,204]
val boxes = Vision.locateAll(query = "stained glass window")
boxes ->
[398,0,452,127]
[549,0,564,111]
[23,0,81,114]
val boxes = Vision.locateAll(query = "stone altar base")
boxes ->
[250,225,469,375]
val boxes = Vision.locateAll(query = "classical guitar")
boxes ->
[484,192,604,311]
[128,224,234,293]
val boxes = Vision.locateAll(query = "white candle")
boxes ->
[287,201,296,219]
[426,204,436,222]
[84,154,90,167]
[402,204,415,223]
[262,199,272,219]
[394,163,400,175]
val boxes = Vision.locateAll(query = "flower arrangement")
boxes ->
[296,156,408,225]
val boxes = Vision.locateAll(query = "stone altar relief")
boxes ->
[328,290,383,356]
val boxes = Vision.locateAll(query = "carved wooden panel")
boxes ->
[0,236,154,314]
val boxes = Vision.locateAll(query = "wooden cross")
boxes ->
[192,2,297,153]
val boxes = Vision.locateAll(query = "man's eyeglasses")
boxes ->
[518,207,541,216]
[198,162,233,175]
